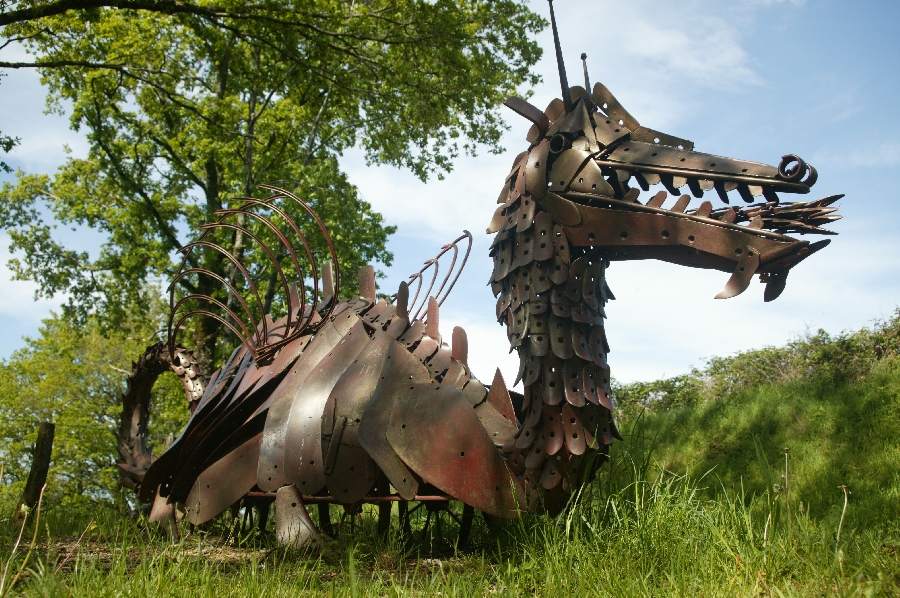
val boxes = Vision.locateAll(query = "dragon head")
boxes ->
[492,81,841,302]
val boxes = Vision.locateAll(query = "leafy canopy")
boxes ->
[0,0,545,365]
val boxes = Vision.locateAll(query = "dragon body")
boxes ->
[116,9,842,545]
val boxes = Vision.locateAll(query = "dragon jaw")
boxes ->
[493,84,843,301]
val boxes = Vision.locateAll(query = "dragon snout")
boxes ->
[497,84,843,302]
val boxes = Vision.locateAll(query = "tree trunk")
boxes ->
[17,421,55,515]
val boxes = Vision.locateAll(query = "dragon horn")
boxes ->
[548,0,572,112]
[581,52,590,90]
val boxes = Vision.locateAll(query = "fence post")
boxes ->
[17,421,55,515]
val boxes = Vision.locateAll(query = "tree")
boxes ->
[0,298,189,513]
[0,1,545,367]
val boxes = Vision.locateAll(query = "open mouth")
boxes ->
[495,83,843,302]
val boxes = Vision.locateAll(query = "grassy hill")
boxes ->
[2,313,900,596]
[611,310,900,533]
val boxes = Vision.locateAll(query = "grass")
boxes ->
[3,318,900,595]
[1,424,898,597]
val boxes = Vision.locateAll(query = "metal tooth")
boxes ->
[714,180,730,204]
[738,184,754,203]
[622,187,641,204]
[687,178,704,198]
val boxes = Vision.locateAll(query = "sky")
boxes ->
[1,0,898,387]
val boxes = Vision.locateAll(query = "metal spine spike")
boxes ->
[166,186,340,364]
[404,231,473,322]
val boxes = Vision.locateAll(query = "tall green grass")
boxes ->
[2,314,899,595]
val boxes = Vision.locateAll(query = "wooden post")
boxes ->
[17,421,55,514]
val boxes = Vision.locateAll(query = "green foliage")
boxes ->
[612,310,900,531]
[0,303,188,515]
[0,0,545,363]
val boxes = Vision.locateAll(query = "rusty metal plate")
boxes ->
[569,157,614,196]
[412,332,439,363]
[486,368,518,424]
[319,330,393,502]
[493,239,513,282]
[561,403,586,456]
[443,359,467,389]
[542,354,563,405]
[274,485,321,548]
[487,203,506,234]
[566,255,589,303]
[582,260,605,312]
[426,344,453,379]
[523,353,542,386]
[358,341,432,500]
[582,364,600,406]
[257,318,350,492]
[529,295,549,315]
[524,139,550,200]
[506,449,526,475]
[397,319,426,348]
[502,198,520,231]
[245,331,312,398]
[573,324,592,361]
[550,253,569,285]
[514,228,535,269]
[589,325,608,367]
[549,314,574,360]
[551,296,571,318]
[531,260,552,294]
[523,430,547,469]
[516,195,538,233]
[563,359,586,407]
[386,383,524,518]
[543,404,564,456]
[604,140,777,180]
[282,320,373,495]
[528,309,549,356]
[533,212,555,261]
[474,401,519,447]
[461,378,488,406]
[184,432,261,525]
[548,149,592,195]
[326,443,378,505]
[540,453,564,490]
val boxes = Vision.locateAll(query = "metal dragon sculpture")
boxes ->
[116,1,842,547]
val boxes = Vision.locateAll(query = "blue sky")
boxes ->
[1,0,898,386]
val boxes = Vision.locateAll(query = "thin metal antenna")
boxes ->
[581,52,590,90]
[547,0,572,112]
